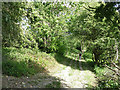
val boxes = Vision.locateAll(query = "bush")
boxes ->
[82,52,92,60]
[2,60,36,77]
[57,44,67,55]
[94,65,119,89]
[2,47,56,77]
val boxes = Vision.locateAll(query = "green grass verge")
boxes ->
[2,47,56,77]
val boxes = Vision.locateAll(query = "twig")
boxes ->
[88,5,96,9]
[111,60,120,70]
[83,6,94,11]
[102,73,117,79]
[104,65,120,77]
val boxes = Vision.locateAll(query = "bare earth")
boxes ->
[2,56,97,88]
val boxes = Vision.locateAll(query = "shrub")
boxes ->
[57,44,67,55]
[2,60,36,77]
[2,47,56,77]
[94,65,119,89]
[82,52,92,60]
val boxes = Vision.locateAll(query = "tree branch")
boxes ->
[104,65,120,77]
[83,6,94,12]
[111,60,120,70]
[88,5,96,9]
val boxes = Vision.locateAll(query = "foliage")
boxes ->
[2,2,119,62]
[68,2,120,65]
[93,2,120,64]
[2,2,120,88]
[94,65,119,89]
[82,52,92,60]
[2,2,25,47]
[25,2,70,53]
[2,2,71,54]
[2,47,56,77]
[2,60,37,77]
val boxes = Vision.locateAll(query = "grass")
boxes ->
[2,47,57,77]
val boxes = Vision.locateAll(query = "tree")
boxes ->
[93,2,120,64]
[2,2,25,47]
[68,2,120,65]
[24,2,70,53]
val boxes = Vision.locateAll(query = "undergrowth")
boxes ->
[94,65,119,89]
[2,47,57,77]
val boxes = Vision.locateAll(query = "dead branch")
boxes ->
[111,61,120,70]
[104,65,120,77]
[102,73,118,80]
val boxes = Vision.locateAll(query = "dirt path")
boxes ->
[49,56,97,88]
[2,55,97,88]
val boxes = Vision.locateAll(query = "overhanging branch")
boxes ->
[83,6,95,12]
[111,60,120,70]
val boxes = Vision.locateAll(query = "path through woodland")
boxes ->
[2,54,97,88]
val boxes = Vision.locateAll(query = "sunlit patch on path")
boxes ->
[48,54,97,88]
[3,54,97,88]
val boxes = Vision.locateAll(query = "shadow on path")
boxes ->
[2,72,70,88]
[54,54,95,72]
[2,48,70,88]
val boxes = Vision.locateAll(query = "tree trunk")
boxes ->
[115,39,118,61]
[93,51,100,65]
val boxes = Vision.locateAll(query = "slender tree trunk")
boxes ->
[116,48,118,61]
[115,40,118,61]
[92,53,95,62]
[117,41,120,80]
[43,36,47,51]
[81,40,82,52]
[93,51,99,65]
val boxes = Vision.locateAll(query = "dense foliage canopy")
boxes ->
[2,2,120,63]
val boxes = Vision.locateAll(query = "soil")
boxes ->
[2,56,97,88]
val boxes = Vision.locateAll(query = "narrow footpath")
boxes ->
[48,54,97,88]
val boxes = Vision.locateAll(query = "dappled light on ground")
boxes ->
[2,72,69,88]
[49,64,97,88]
[2,48,97,88]
[49,53,98,88]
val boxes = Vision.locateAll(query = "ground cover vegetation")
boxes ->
[2,1,120,89]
